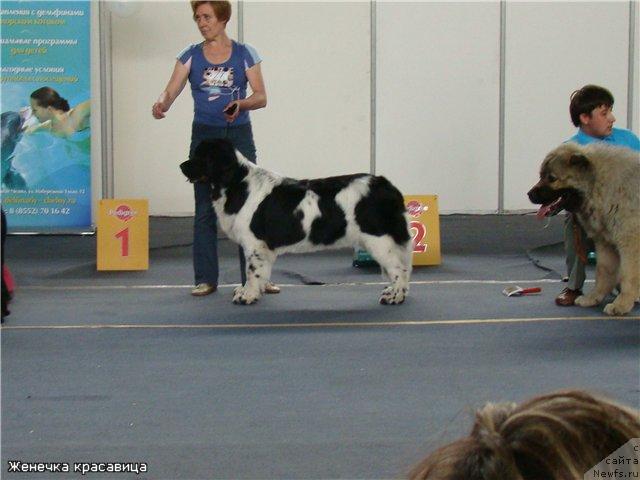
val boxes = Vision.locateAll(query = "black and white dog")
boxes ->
[180,139,412,305]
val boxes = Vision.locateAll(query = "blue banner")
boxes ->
[1,1,91,230]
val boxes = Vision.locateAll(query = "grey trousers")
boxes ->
[563,213,589,291]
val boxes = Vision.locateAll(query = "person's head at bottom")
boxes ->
[409,389,640,480]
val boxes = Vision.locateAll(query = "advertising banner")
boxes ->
[1,1,92,230]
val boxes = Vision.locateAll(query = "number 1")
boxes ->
[115,227,129,257]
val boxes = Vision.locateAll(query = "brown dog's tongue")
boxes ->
[536,204,552,219]
[536,196,565,219]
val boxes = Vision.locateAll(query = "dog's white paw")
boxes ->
[233,286,261,305]
[574,295,599,307]
[379,286,407,305]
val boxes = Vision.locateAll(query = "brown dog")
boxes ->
[528,142,639,315]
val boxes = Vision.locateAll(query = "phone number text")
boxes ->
[5,207,71,215]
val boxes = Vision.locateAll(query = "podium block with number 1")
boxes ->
[97,199,149,271]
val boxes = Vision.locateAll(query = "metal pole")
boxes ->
[627,0,637,131]
[99,0,114,199]
[498,0,506,213]
[237,0,244,43]
[370,0,377,175]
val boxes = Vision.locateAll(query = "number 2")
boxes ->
[410,221,427,253]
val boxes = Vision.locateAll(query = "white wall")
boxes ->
[503,1,630,211]
[105,1,638,216]
[110,1,238,215]
[376,2,500,212]
[245,2,371,179]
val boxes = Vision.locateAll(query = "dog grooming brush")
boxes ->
[502,286,542,297]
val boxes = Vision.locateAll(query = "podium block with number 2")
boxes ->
[405,195,441,266]
[97,199,149,271]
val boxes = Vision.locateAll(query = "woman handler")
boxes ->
[152,1,279,296]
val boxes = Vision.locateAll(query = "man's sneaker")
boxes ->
[191,283,216,296]
[555,288,582,306]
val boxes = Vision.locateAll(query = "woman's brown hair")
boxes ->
[30,87,70,112]
[190,1,231,23]
[409,390,640,480]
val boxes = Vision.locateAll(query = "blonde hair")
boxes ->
[409,390,640,480]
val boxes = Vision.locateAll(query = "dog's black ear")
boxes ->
[192,139,243,186]
[569,153,591,170]
[180,146,211,182]
[179,159,198,181]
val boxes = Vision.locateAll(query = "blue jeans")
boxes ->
[190,122,256,286]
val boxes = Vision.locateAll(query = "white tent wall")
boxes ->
[376,2,501,212]
[109,1,240,215]
[106,1,638,215]
[503,1,631,211]
[245,2,371,180]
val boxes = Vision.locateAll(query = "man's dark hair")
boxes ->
[569,85,614,127]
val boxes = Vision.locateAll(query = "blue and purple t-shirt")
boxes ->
[178,41,261,127]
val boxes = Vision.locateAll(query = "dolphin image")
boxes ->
[1,111,28,189]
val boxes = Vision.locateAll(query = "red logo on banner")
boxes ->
[406,200,427,218]
[114,205,135,222]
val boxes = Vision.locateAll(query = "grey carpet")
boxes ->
[2,214,638,480]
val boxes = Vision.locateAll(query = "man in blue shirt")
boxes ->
[556,85,640,306]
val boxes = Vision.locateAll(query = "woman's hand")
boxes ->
[152,101,168,119]
[223,101,240,123]
[152,61,189,120]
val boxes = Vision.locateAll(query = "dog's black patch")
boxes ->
[305,175,366,245]
[355,176,410,245]
[309,195,347,245]
[222,181,249,215]
[251,175,375,249]
[250,183,307,249]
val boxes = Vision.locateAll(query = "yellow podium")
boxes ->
[97,199,149,271]
[405,195,441,266]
